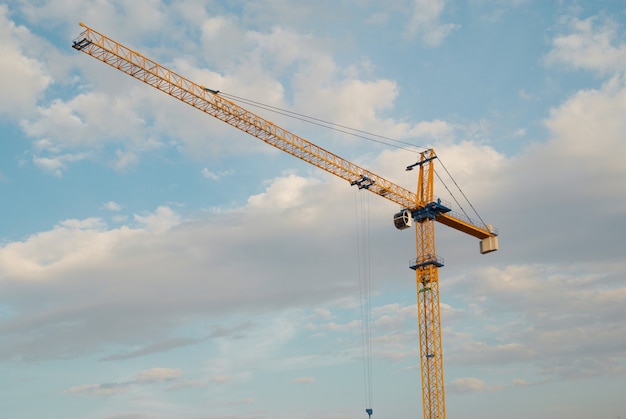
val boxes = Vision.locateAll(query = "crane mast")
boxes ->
[72,23,498,419]
[415,150,445,418]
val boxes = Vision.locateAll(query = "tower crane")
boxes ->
[72,23,499,419]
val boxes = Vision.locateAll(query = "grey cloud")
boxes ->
[444,263,626,380]
[0,178,396,362]
[100,337,207,362]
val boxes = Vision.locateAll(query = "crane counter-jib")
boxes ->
[71,23,497,249]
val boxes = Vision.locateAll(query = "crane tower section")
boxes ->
[413,150,447,419]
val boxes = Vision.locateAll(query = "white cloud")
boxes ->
[0,5,51,117]
[314,320,360,332]
[133,206,181,233]
[189,13,446,148]
[58,218,107,231]
[366,12,389,26]
[546,16,626,74]
[102,201,122,212]
[3,8,626,417]
[10,0,463,177]
[0,174,379,361]
[512,378,530,387]
[407,0,459,46]
[66,367,182,397]
[65,382,129,396]
[113,149,139,172]
[21,91,153,149]
[20,88,163,175]
[32,152,89,177]
[210,374,234,385]
[543,75,626,178]
[167,380,208,391]
[247,174,321,211]
[445,263,626,380]
[408,119,456,142]
[201,168,234,180]
[200,15,247,66]
[135,367,181,383]
[447,377,491,394]
[312,308,333,320]
[19,0,167,43]
[324,79,398,128]
[0,216,111,279]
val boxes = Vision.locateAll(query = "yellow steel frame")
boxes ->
[73,23,497,419]
[415,149,445,418]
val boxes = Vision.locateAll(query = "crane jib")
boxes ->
[70,24,496,244]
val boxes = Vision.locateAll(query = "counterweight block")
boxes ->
[393,209,413,230]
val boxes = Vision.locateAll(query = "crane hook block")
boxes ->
[366,408,373,417]
[393,209,412,230]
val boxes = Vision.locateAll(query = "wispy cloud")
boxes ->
[102,201,122,212]
[447,377,503,394]
[32,152,89,177]
[101,337,206,361]
[291,376,315,384]
[546,16,626,74]
[406,0,459,46]
[66,367,182,397]
[201,167,234,180]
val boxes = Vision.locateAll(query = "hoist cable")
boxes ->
[226,89,382,414]
[354,189,374,413]
[221,91,428,153]
[436,157,489,228]
[434,168,470,221]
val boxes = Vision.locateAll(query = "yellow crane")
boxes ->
[72,23,498,419]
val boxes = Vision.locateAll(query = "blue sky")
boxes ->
[1,1,626,418]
